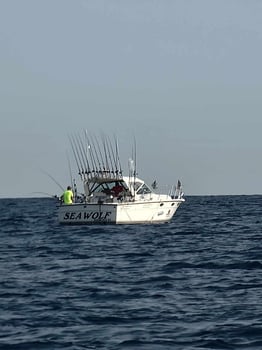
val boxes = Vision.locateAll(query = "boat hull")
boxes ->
[58,199,184,225]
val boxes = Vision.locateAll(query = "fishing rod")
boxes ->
[94,133,107,175]
[132,136,137,199]
[133,136,137,179]
[66,150,73,190]
[70,134,86,180]
[128,157,134,194]
[40,168,64,192]
[85,130,97,176]
[88,132,103,176]
[114,134,122,177]
[30,191,59,199]
[75,132,90,180]
[73,178,78,201]
[102,133,110,176]
[74,133,88,179]
[69,134,82,179]
[104,135,115,177]
[78,131,92,177]
[66,149,79,200]
[107,135,119,177]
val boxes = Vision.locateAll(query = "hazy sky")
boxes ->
[1,0,262,197]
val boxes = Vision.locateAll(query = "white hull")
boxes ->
[58,199,184,225]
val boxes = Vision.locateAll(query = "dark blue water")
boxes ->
[1,196,262,350]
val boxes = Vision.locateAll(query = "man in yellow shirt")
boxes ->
[61,186,74,204]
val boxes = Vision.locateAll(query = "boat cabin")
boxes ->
[82,176,154,203]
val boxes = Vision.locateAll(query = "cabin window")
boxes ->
[92,184,105,193]
[137,184,152,195]
[91,181,127,195]
[134,181,143,191]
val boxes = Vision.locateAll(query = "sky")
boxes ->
[1,0,262,197]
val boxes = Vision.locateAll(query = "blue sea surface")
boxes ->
[0,195,262,350]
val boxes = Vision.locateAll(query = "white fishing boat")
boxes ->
[58,132,185,224]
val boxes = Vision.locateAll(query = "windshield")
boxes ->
[136,183,152,195]
[90,181,127,195]
[133,181,143,191]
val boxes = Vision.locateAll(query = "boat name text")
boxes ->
[63,211,112,221]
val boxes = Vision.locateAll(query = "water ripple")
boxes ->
[0,196,262,349]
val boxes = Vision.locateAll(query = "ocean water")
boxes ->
[0,195,262,350]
